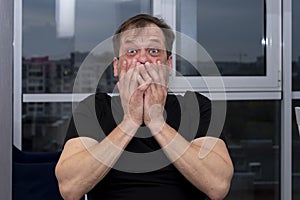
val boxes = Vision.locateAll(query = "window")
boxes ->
[292,1,300,91]
[16,0,152,150]
[167,0,281,92]
[292,2,300,199]
[223,100,280,200]
[22,102,72,151]
[292,101,300,200]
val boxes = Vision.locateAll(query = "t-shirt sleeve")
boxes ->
[181,91,227,145]
[194,92,211,138]
[196,92,228,145]
[63,94,106,146]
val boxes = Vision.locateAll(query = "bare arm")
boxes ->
[143,62,234,200]
[56,60,151,200]
[152,124,234,200]
[55,119,137,200]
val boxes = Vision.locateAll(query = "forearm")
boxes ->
[55,121,137,200]
[152,124,233,200]
[56,141,114,199]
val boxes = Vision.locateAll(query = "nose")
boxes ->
[136,49,149,64]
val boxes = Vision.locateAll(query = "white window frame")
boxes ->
[154,0,282,93]
[13,0,22,149]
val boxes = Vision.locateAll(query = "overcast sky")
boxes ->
[22,0,299,62]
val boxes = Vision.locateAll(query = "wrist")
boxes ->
[118,117,140,136]
[147,117,165,135]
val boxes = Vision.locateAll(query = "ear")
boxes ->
[113,57,119,77]
[167,55,172,75]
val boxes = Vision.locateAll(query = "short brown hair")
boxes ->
[112,14,175,58]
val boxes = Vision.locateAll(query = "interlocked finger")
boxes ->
[157,61,169,87]
[145,62,160,86]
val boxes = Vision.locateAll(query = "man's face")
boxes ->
[113,23,172,76]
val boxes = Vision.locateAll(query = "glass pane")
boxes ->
[223,100,280,200]
[292,101,300,200]
[22,0,152,93]
[22,102,72,152]
[292,1,300,91]
[176,0,266,76]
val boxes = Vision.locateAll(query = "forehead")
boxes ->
[120,24,165,45]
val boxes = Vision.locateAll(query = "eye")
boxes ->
[126,49,137,55]
[149,49,160,55]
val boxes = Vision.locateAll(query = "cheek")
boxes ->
[149,57,162,63]
[152,55,167,64]
[118,57,135,70]
[120,56,133,64]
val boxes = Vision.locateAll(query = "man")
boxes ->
[55,14,233,200]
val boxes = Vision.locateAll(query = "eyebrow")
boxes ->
[123,38,164,46]
[148,38,164,45]
[123,40,136,46]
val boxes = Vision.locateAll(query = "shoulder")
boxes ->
[167,91,211,108]
[75,92,111,110]
[184,91,211,103]
[81,92,111,104]
[72,92,114,123]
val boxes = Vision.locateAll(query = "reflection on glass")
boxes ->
[292,1,300,91]
[292,2,300,197]
[292,101,300,200]
[22,0,151,93]
[222,101,280,200]
[22,103,72,152]
[176,0,266,76]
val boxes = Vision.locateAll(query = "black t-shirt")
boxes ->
[64,91,224,200]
